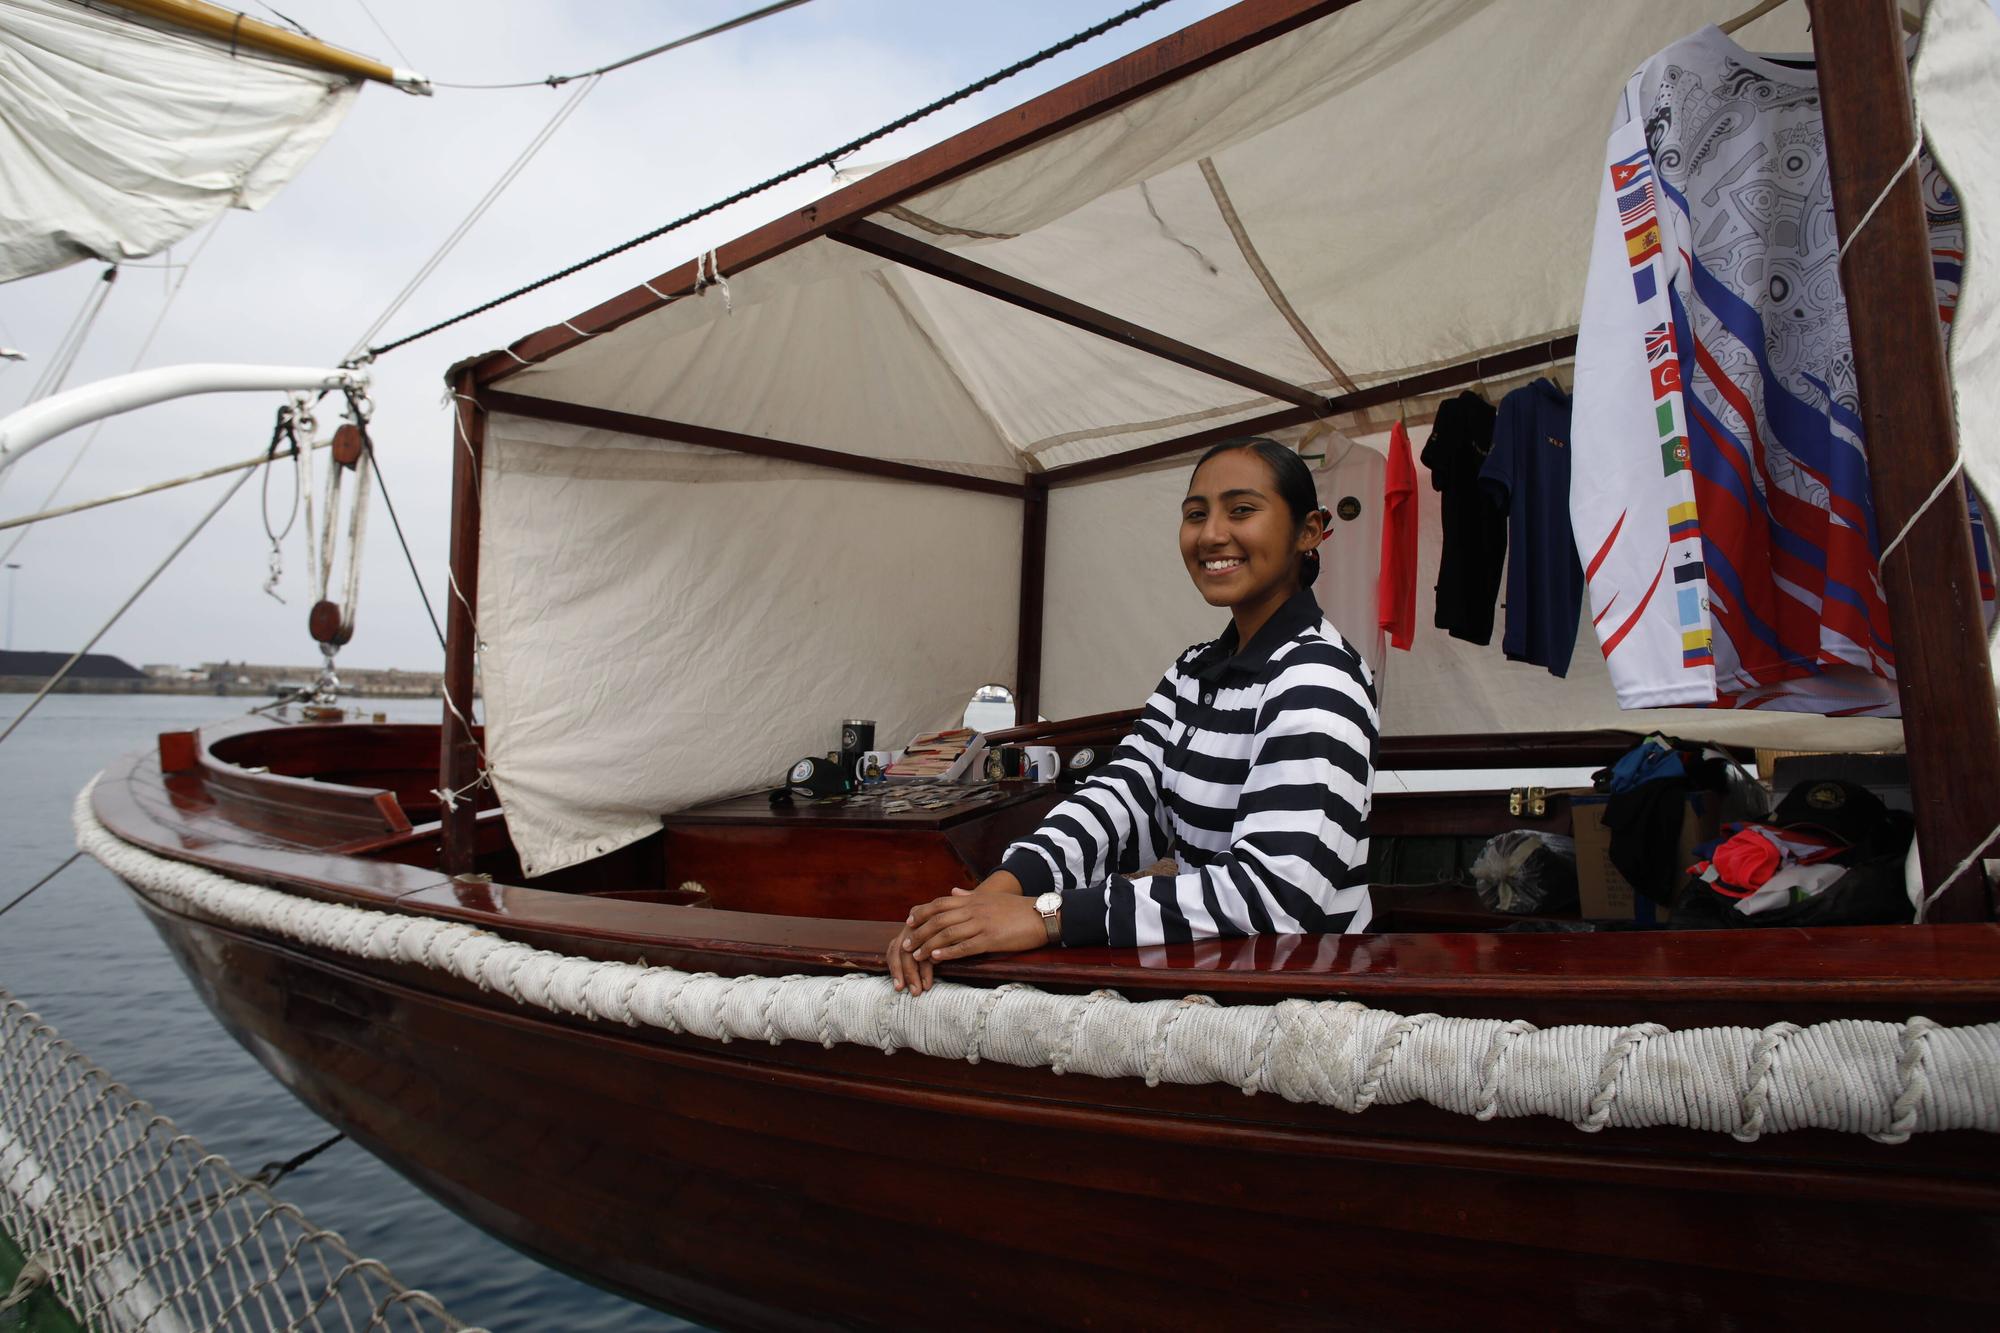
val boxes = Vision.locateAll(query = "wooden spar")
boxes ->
[481,392,1030,499]
[97,0,418,88]
[1041,335,1578,486]
[464,0,1364,385]
[1810,0,2000,921]
[439,373,484,876]
[830,221,1329,411]
[1016,477,1048,726]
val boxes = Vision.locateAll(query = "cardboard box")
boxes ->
[1570,796,1721,924]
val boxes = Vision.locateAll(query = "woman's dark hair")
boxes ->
[1190,435,1325,587]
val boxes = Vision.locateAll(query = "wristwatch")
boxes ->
[1033,891,1062,944]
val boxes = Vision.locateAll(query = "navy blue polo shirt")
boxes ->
[1480,378,1583,676]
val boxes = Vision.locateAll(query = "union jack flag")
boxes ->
[1644,323,1674,363]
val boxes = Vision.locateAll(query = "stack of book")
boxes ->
[884,728,982,781]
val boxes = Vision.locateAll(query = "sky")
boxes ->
[0,0,1236,671]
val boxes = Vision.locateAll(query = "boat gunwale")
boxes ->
[86,721,2000,1010]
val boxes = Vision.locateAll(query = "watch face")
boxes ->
[789,758,815,783]
[1035,892,1062,916]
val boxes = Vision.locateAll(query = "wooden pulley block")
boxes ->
[330,423,367,468]
[308,598,353,646]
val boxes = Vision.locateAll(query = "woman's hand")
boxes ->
[888,888,1051,996]
[885,920,933,996]
[886,870,1031,996]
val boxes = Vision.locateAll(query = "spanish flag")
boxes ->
[1626,219,1661,265]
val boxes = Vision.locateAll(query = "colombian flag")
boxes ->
[1668,499,1700,539]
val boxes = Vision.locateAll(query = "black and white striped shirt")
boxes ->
[1001,587,1376,947]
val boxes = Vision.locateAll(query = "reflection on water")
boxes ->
[0,693,691,1332]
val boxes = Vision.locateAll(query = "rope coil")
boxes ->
[74,779,2000,1141]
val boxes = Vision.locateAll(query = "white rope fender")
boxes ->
[73,780,2000,1141]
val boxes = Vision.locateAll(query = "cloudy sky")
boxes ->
[0,0,1235,672]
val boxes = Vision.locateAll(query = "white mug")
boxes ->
[1025,746,1059,782]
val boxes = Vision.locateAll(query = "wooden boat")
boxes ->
[79,1,2000,1327]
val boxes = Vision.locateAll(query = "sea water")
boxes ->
[0,693,695,1332]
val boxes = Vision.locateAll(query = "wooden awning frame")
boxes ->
[440,0,2000,925]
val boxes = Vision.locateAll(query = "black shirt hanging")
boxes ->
[1420,390,1505,645]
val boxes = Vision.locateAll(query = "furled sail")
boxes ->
[0,0,364,282]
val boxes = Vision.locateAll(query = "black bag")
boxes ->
[1671,779,1915,929]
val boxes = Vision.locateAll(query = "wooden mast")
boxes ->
[1016,477,1049,726]
[1810,0,2000,920]
[97,0,423,89]
[439,371,485,875]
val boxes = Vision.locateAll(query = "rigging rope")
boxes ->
[340,0,824,360]
[0,216,227,563]
[0,466,255,749]
[14,268,116,408]
[431,0,816,89]
[0,444,327,532]
[259,405,305,602]
[349,0,413,69]
[367,446,446,651]
[361,0,1178,360]
[343,75,602,361]
[0,852,81,921]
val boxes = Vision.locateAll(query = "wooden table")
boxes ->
[661,781,1061,921]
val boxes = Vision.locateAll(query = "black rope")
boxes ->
[251,1131,346,1187]
[0,853,82,921]
[365,443,447,651]
[117,1130,351,1246]
[432,0,817,90]
[362,0,1177,360]
[259,405,304,555]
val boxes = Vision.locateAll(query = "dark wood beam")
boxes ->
[1043,336,1577,486]
[440,372,485,876]
[1811,0,2000,921]
[1016,476,1048,726]
[831,220,1327,411]
[484,391,1031,499]
[466,0,1364,387]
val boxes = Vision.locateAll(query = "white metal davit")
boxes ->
[0,363,368,474]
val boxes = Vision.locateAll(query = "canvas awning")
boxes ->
[461,0,2000,875]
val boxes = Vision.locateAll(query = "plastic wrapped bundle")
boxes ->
[1471,830,1579,915]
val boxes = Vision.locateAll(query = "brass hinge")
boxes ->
[1508,786,1549,818]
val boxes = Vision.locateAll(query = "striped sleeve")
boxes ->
[1061,644,1376,947]
[997,666,1179,901]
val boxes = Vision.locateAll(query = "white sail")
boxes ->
[0,0,360,282]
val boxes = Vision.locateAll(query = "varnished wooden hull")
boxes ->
[95,718,2000,1329]
[133,894,2000,1331]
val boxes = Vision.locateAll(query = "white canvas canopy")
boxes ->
[470,0,2000,876]
[0,0,362,282]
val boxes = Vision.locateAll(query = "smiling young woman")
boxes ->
[888,437,1380,996]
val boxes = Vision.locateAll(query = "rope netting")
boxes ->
[0,989,484,1333]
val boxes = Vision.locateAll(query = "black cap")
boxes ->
[1771,779,1895,849]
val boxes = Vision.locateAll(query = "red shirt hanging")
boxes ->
[1378,420,1419,651]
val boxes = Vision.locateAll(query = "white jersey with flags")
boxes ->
[1572,24,1982,718]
